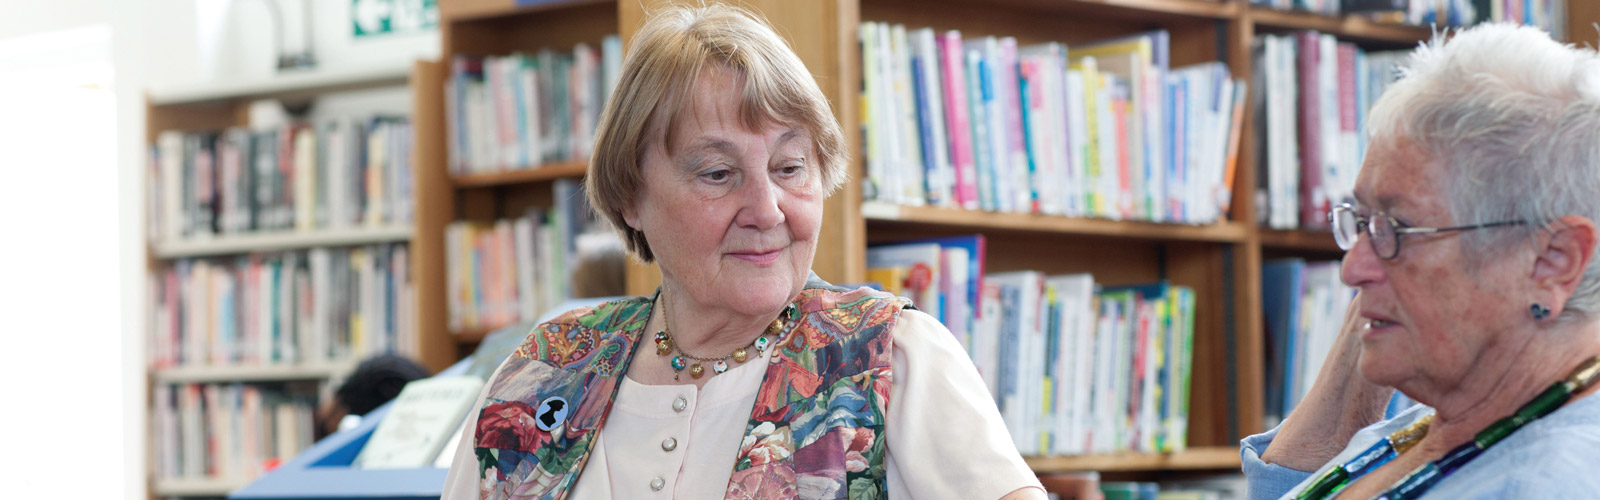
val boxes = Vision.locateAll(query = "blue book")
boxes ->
[1261,258,1306,425]
[910,53,942,207]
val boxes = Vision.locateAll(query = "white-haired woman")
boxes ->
[440,4,1044,499]
[1242,23,1600,499]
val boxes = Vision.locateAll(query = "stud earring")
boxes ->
[1530,303,1552,320]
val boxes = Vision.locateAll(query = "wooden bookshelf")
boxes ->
[142,55,447,499]
[862,202,1252,243]
[1258,228,1342,253]
[452,160,589,188]
[153,477,250,497]
[1024,446,1243,473]
[151,226,414,258]
[152,362,357,384]
[1246,6,1432,44]
[147,64,411,106]
[419,0,623,368]
[441,0,613,23]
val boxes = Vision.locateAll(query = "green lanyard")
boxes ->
[1295,355,1600,500]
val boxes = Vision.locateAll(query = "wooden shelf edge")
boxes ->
[1258,228,1342,253]
[1247,6,1433,44]
[152,362,356,384]
[454,327,494,343]
[152,477,250,496]
[1024,446,1242,472]
[445,0,614,23]
[452,161,589,188]
[1073,0,1239,19]
[152,226,414,259]
[863,202,1250,243]
[148,64,412,106]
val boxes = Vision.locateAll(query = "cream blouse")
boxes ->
[441,308,1043,499]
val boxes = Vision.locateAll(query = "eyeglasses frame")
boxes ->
[1328,203,1528,260]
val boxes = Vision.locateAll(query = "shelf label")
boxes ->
[352,0,438,38]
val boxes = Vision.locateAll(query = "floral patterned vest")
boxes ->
[470,280,904,500]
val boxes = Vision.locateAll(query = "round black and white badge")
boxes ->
[535,396,569,432]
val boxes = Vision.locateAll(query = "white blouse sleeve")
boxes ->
[440,361,508,500]
[885,308,1044,499]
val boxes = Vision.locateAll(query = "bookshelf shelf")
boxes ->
[960,0,1238,20]
[1247,7,1432,44]
[1023,446,1242,472]
[151,226,414,259]
[453,327,495,343]
[862,202,1252,243]
[152,363,356,384]
[1259,228,1342,253]
[451,161,589,188]
[153,477,251,497]
[147,64,412,106]
[443,0,613,23]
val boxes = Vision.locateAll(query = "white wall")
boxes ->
[0,1,439,498]
[0,0,111,39]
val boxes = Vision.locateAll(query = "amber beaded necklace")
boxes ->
[1296,355,1600,500]
[654,294,789,381]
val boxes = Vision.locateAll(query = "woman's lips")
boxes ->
[1361,313,1400,339]
[729,249,781,265]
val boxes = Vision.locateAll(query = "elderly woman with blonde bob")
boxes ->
[1242,23,1600,499]
[442,4,1044,499]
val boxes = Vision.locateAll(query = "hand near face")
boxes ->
[1261,292,1395,471]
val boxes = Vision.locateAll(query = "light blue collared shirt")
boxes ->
[1240,392,1600,499]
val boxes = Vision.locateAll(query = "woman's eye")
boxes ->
[701,169,731,182]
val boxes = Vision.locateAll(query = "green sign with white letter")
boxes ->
[352,0,438,38]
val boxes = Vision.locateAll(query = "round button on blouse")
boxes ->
[662,437,678,452]
[672,396,688,413]
[650,476,665,491]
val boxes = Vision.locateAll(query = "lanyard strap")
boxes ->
[1296,355,1600,500]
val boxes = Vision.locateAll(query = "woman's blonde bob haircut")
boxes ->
[586,3,847,262]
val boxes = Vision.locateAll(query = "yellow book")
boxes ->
[866,266,909,297]
[1070,57,1102,216]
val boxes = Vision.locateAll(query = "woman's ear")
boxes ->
[622,205,641,231]
[1533,215,1599,306]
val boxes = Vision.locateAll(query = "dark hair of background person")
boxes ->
[315,353,431,440]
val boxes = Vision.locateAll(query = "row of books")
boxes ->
[445,179,597,333]
[1254,0,1568,39]
[148,243,416,370]
[1253,32,1408,230]
[1261,258,1355,428]
[858,23,1247,224]
[867,237,1196,456]
[148,117,415,241]
[151,382,317,483]
[446,35,622,175]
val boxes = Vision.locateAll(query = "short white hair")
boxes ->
[1367,22,1600,318]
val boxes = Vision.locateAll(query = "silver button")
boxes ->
[672,396,687,413]
[662,437,678,451]
[650,476,665,491]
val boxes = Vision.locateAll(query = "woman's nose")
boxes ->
[733,174,785,230]
[1340,231,1384,289]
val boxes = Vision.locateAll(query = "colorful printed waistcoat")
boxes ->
[470,281,905,500]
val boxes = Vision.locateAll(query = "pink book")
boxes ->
[939,31,979,209]
[998,37,1031,213]
[1338,43,1357,205]
[1296,31,1324,230]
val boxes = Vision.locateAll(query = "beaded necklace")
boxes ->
[653,294,791,381]
[1297,355,1600,500]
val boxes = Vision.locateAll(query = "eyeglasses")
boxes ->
[1328,203,1526,260]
